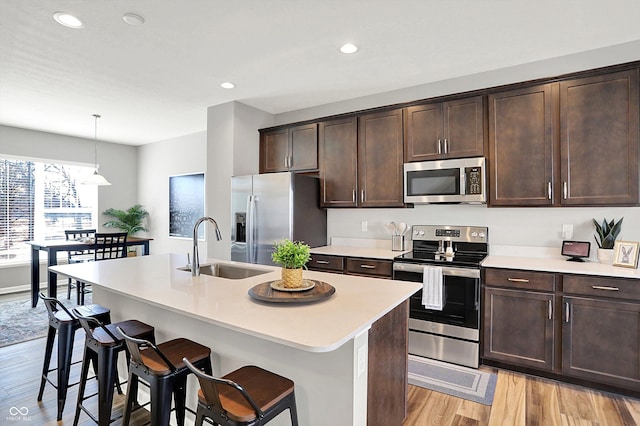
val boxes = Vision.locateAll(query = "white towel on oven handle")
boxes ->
[422,266,444,310]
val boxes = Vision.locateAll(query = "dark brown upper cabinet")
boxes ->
[318,110,404,208]
[318,117,358,207]
[559,70,639,205]
[357,109,404,207]
[488,69,639,207]
[488,84,555,206]
[404,96,485,162]
[259,123,318,173]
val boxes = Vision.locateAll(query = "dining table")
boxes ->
[27,237,152,307]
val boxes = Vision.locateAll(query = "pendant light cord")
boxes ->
[93,114,101,169]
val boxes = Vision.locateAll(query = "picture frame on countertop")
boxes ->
[612,241,640,268]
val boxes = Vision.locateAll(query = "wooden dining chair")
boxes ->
[64,229,96,300]
[76,232,128,304]
[183,358,298,426]
[94,232,128,260]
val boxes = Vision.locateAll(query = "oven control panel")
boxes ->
[435,229,460,238]
[412,225,488,243]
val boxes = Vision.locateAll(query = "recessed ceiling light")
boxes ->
[340,43,358,54]
[53,12,84,29]
[122,13,145,26]
[221,82,235,89]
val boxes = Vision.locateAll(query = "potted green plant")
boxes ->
[103,204,149,256]
[593,217,623,263]
[271,239,311,288]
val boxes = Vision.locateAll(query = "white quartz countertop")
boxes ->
[310,245,408,260]
[49,254,421,352]
[482,255,640,279]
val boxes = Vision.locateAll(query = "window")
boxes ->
[0,157,98,264]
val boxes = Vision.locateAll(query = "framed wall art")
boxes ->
[613,241,640,268]
[169,172,205,239]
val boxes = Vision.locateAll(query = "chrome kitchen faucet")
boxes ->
[192,216,222,276]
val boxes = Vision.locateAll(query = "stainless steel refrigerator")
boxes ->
[231,172,327,266]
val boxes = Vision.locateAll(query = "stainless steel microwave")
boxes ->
[404,157,486,204]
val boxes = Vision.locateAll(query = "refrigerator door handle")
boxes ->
[246,195,257,264]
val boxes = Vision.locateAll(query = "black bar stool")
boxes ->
[37,293,111,421]
[117,327,212,426]
[183,358,299,426]
[72,311,155,426]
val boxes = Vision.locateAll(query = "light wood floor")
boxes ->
[403,366,640,426]
[2,289,640,425]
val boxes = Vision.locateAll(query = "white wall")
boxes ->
[137,131,207,257]
[0,125,138,292]
[130,101,273,269]
[327,205,640,262]
[0,125,138,220]
[206,102,274,260]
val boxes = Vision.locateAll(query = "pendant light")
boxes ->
[81,114,111,186]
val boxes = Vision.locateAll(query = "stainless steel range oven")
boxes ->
[393,225,488,368]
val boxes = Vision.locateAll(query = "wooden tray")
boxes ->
[248,279,335,304]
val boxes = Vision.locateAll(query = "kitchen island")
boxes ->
[50,253,421,426]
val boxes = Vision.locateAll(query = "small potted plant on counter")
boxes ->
[271,239,311,288]
[103,204,149,256]
[593,217,623,263]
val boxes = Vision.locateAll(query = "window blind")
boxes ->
[0,158,97,264]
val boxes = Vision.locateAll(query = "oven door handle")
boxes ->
[393,262,480,279]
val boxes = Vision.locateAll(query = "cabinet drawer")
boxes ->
[484,268,556,292]
[308,254,344,272]
[346,258,392,278]
[563,275,640,301]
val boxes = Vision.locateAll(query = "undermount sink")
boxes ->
[177,263,270,280]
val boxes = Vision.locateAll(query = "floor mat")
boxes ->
[408,354,497,405]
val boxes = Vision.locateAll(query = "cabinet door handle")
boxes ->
[548,299,552,320]
[315,260,330,265]
[361,190,365,203]
[284,156,288,168]
[563,181,568,199]
[352,190,356,203]
[547,182,552,200]
[507,278,530,283]
[591,285,620,291]
[360,264,376,269]
[565,302,570,323]
[288,156,293,168]
[437,139,442,154]
[443,138,448,154]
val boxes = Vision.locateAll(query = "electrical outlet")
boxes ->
[361,221,368,232]
[562,224,573,239]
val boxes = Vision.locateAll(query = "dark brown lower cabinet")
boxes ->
[562,296,640,390]
[308,254,392,279]
[483,268,640,395]
[483,287,556,371]
[367,300,408,426]
[308,255,407,423]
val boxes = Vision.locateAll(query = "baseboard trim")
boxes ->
[0,281,68,296]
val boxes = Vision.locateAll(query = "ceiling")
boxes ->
[2,1,640,146]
